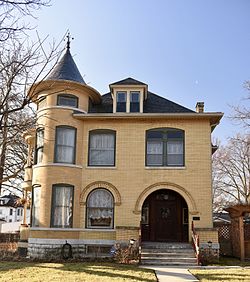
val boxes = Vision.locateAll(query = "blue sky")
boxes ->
[32,0,250,142]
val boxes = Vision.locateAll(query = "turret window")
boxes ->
[35,128,44,164]
[32,186,40,227]
[51,184,74,228]
[37,96,46,110]
[54,126,76,164]
[57,94,78,108]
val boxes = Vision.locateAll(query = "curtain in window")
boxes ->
[55,127,76,163]
[89,133,114,165]
[36,129,44,164]
[167,140,183,165]
[87,189,114,228]
[52,186,73,228]
[32,186,40,227]
[147,141,163,165]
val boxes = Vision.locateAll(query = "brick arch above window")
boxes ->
[80,181,121,206]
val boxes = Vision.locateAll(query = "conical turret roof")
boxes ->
[47,46,86,84]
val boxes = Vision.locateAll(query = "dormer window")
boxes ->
[130,91,140,112]
[57,94,78,108]
[110,77,148,114]
[116,92,126,112]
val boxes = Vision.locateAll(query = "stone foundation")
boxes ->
[28,238,115,259]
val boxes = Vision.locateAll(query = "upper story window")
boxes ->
[9,208,13,216]
[37,96,46,110]
[115,90,141,113]
[32,185,40,227]
[57,94,78,108]
[35,128,44,164]
[54,126,76,164]
[88,130,116,166]
[51,184,74,228]
[86,188,114,229]
[116,92,126,112]
[146,128,184,167]
[130,91,140,112]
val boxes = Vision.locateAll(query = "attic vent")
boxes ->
[196,102,204,113]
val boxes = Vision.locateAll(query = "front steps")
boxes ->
[140,242,197,266]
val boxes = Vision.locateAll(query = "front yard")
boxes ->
[0,262,156,282]
[190,268,250,282]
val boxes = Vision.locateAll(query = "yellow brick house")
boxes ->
[20,42,223,260]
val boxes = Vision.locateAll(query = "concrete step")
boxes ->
[140,242,198,266]
[142,242,192,249]
[142,260,198,266]
[141,252,196,258]
[141,248,195,254]
[141,257,197,263]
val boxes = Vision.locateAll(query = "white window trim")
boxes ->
[113,90,143,113]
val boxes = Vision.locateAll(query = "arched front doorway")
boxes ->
[141,189,188,242]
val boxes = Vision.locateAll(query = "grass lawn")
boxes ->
[0,261,156,282]
[190,268,250,282]
[190,257,250,281]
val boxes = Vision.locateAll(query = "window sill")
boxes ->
[37,106,87,114]
[33,163,83,169]
[85,166,117,170]
[145,166,186,170]
[84,228,115,232]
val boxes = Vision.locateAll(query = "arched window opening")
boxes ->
[86,189,114,229]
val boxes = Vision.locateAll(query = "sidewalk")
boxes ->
[141,266,198,282]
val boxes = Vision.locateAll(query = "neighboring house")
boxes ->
[213,212,231,225]
[0,194,30,233]
[0,194,24,223]
[21,42,223,259]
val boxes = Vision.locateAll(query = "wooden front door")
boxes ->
[141,189,188,242]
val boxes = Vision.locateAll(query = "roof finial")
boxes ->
[66,31,74,50]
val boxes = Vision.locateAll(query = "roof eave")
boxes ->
[73,112,224,124]
[28,80,102,104]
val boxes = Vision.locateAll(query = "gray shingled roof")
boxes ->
[47,48,86,84]
[89,91,194,113]
[110,77,147,86]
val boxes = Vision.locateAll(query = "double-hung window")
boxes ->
[35,128,44,164]
[130,91,140,112]
[146,128,184,166]
[116,92,126,112]
[55,126,76,164]
[88,130,115,166]
[57,94,78,108]
[32,185,40,227]
[51,184,74,228]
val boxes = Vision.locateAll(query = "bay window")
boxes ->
[54,126,76,164]
[32,185,40,227]
[51,184,74,228]
[35,128,44,164]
